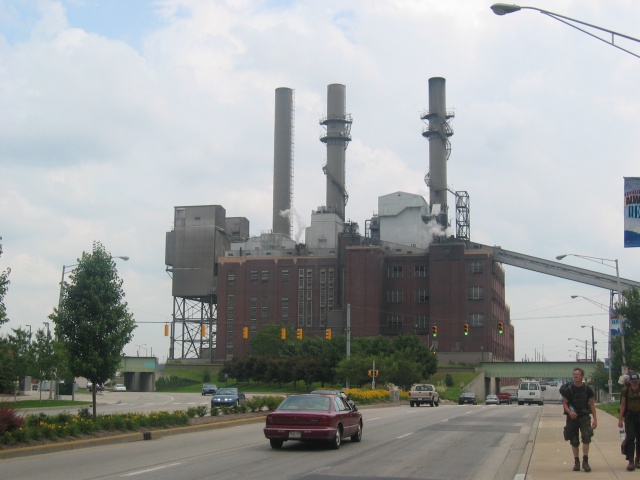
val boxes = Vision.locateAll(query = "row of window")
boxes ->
[385,313,485,328]
[385,287,484,303]
[385,262,483,279]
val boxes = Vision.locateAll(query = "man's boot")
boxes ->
[582,455,591,472]
[573,458,580,471]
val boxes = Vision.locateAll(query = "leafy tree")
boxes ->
[612,287,640,384]
[5,327,33,398]
[0,236,10,328]
[51,242,135,420]
[32,326,59,400]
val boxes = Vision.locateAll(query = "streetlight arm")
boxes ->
[491,4,640,59]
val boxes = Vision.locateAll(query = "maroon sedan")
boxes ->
[264,393,363,449]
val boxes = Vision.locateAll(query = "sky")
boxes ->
[1,0,639,364]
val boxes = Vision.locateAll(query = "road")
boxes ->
[2,402,540,480]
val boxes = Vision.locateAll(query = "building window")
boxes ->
[319,306,326,326]
[414,289,428,303]
[320,269,326,286]
[282,296,289,319]
[306,300,312,327]
[388,266,403,278]
[414,265,427,277]
[227,295,234,320]
[387,290,403,303]
[387,315,403,328]
[250,270,258,283]
[328,268,334,310]
[261,270,269,283]
[299,268,304,288]
[261,295,268,319]
[250,297,257,321]
[469,313,484,326]
[414,316,428,329]
[282,269,289,283]
[468,286,484,300]
[468,261,484,274]
[227,270,235,284]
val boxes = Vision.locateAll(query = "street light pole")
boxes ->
[490,3,640,59]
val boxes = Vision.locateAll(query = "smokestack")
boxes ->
[320,84,352,220]
[273,87,294,237]
[422,77,454,228]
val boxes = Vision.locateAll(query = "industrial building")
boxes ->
[165,78,516,364]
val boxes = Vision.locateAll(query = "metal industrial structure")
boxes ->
[164,78,640,363]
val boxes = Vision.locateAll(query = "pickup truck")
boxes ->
[409,384,439,407]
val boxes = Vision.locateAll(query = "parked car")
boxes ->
[485,394,499,405]
[201,383,218,395]
[211,387,245,407]
[458,392,477,405]
[497,392,512,405]
[310,389,356,409]
[114,384,127,392]
[264,393,362,450]
[87,382,105,392]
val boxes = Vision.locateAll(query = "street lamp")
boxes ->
[568,337,589,361]
[560,254,623,403]
[490,3,640,59]
[580,325,597,362]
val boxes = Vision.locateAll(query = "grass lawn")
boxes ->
[11,399,92,409]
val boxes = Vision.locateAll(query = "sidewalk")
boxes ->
[524,404,627,479]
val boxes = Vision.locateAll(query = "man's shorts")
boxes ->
[564,415,593,447]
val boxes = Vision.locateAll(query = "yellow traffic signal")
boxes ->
[242,326,249,339]
[431,325,438,337]
[281,328,287,340]
[463,324,469,336]
[296,328,303,340]
[201,325,206,337]
[164,324,169,337]
[498,322,504,334]
[368,369,379,377]
[368,369,373,376]
[325,328,332,340]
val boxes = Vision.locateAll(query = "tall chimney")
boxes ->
[320,84,352,220]
[421,77,454,228]
[272,87,294,237]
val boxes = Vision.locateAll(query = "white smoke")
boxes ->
[280,208,307,243]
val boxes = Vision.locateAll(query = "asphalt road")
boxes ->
[2,402,540,480]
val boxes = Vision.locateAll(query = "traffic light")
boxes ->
[498,322,504,334]
[201,325,206,337]
[296,328,303,340]
[431,325,438,337]
[164,324,169,337]
[325,328,332,340]
[281,328,287,340]
[242,326,249,339]
[463,324,469,336]
[367,370,380,377]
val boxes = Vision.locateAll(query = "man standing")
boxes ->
[562,367,597,472]
[618,371,640,471]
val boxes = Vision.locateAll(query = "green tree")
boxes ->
[51,242,135,420]
[5,327,33,398]
[0,236,10,328]
[612,287,640,382]
[33,326,59,400]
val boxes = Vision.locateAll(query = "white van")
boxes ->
[517,381,544,406]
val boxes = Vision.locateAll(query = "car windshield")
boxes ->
[216,388,237,395]
[278,395,331,411]
[461,392,474,397]
[203,384,216,388]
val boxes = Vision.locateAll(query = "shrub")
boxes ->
[445,374,454,387]
[0,400,24,434]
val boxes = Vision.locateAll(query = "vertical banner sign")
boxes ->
[624,177,640,247]
[610,308,623,336]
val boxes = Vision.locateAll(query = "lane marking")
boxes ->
[121,463,183,477]
[397,432,413,439]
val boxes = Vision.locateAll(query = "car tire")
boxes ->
[435,399,439,407]
[518,401,523,406]
[410,401,414,407]
[270,439,283,449]
[351,422,363,442]
[331,427,342,450]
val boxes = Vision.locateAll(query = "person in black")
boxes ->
[562,367,597,472]
[618,371,640,471]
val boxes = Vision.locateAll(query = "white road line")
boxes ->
[366,417,382,421]
[397,433,413,439]
[121,463,184,477]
